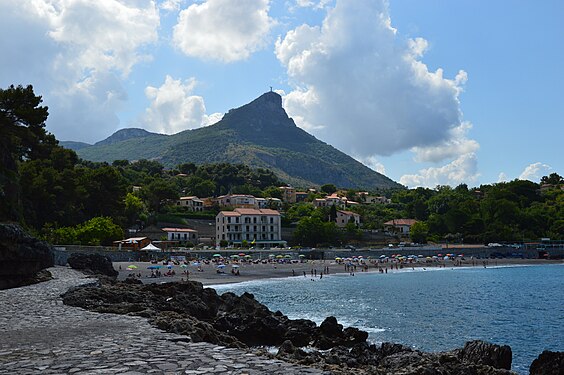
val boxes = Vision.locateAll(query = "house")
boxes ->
[358,192,390,204]
[113,237,151,250]
[162,227,199,243]
[335,210,361,228]
[217,194,257,208]
[279,186,296,203]
[295,191,308,202]
[177,196,204,211]
[216,208,285,248]
[384,219,418,236]
[313,198,328,207]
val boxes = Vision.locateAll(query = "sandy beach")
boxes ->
[115,257,563,287]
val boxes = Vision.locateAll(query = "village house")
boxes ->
[217,194,257,208]
[162,227,199,243]
[176,196,204,211]
[279,186,296,203]
[335,210,361,228]
[358,192,391,204]
[384,219,418,236]
[216,208,285,248]
[295,191,308,202]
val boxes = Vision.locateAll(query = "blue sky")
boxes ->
[1,0,562,188]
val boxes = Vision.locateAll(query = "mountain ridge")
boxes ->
[73,92,402,189]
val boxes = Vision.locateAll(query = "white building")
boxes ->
[217,194,257,208]
[162,227,199,243]
[216,208,285,248]
[177,196,204,211]
[335,210,361,228]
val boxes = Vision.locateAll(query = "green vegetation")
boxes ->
[74,92,402,190]
[1,85,561,248]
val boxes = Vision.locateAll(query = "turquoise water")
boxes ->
[213,265,564,374]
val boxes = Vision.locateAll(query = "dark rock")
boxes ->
[529,351,564,375]
[123,277,143,285]
[0,223,53,289]
[67,253,118,277]
[461,340,512,370]
[60,279,522,375]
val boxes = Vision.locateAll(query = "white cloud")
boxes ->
[497,172,508,183]
[294,0,333,9]
[143,75,222,134]
[276,0,468,159]
[411,122,479,163]
[160,0,183,11]
[519,162,552,182]
[399,153,479,188]
[172,0,274,63]
[357,156,386,175]
[0,0,160,143]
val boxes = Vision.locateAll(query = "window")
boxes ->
[253,217,257,223]
[246,226,249,232]
[270,226,274,232]
[270,217,274,224]
[227,217,231,223]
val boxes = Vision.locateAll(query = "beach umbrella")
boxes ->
[147,265,159,269]
[284,254,292,258]
[268,254,276,258]
[276,255,283,259]
[180,264,188,268]
[437,253,443,257]
[244,255,252,258]
[167,264,173,269]
[232,264,240,268]
[230,254,239,258]
[239,253,246,256]
[418,255,424,258]
[127,265,138,270]
[335,257,342,260]
[192,262,201,266]
[299,254,306,258]
[213,254,221,257]
[217,264,226,268]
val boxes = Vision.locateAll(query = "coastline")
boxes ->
[114,258,563,288]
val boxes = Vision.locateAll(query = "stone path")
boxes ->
[0,267,330,374]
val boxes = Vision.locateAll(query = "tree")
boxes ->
[541,173,563,185]
[124,192,144,226]
[0,84,51,221]
[410,221,429,243]
[51,217,123,246]
[178,162,197,175]
[320,184,337,195]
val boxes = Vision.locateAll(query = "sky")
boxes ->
[1,0,562,188]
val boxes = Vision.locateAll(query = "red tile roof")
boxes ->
[384,219,417,226]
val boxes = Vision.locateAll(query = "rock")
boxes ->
[277,340,296,357]
[529,350,564,375]
[67,253,118,277]
[0,223,53,289]
[461,340,512,370]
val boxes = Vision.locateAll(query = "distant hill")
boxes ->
[94,128,161,146]
[59,140,91,151]
[74,92,402,189]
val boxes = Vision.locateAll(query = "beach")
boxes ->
[115,257,562,287]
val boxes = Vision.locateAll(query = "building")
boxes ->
[358,192,390,204]
[216,208,285,248]
[113,237,151,250]
[177,196,204,211]
[383,219,418,236]
[162,227,199,243]
[279,186,296,203]
[335,210,361,228]
[217,194,257,208]
[295,191,308,202]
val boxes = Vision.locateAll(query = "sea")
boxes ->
[213,264,564,374]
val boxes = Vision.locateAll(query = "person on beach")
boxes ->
[303,271,307,277]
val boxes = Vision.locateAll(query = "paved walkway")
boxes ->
[0,267,329,374]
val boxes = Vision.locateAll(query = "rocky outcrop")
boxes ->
[67,253,118,278]
[62,280,519,374]
[460,340,512,370]
[529,350,564,375]
[0,223,53,289]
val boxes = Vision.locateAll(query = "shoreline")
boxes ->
[114,258,563,288]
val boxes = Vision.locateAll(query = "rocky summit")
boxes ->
[72,92,402,189]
